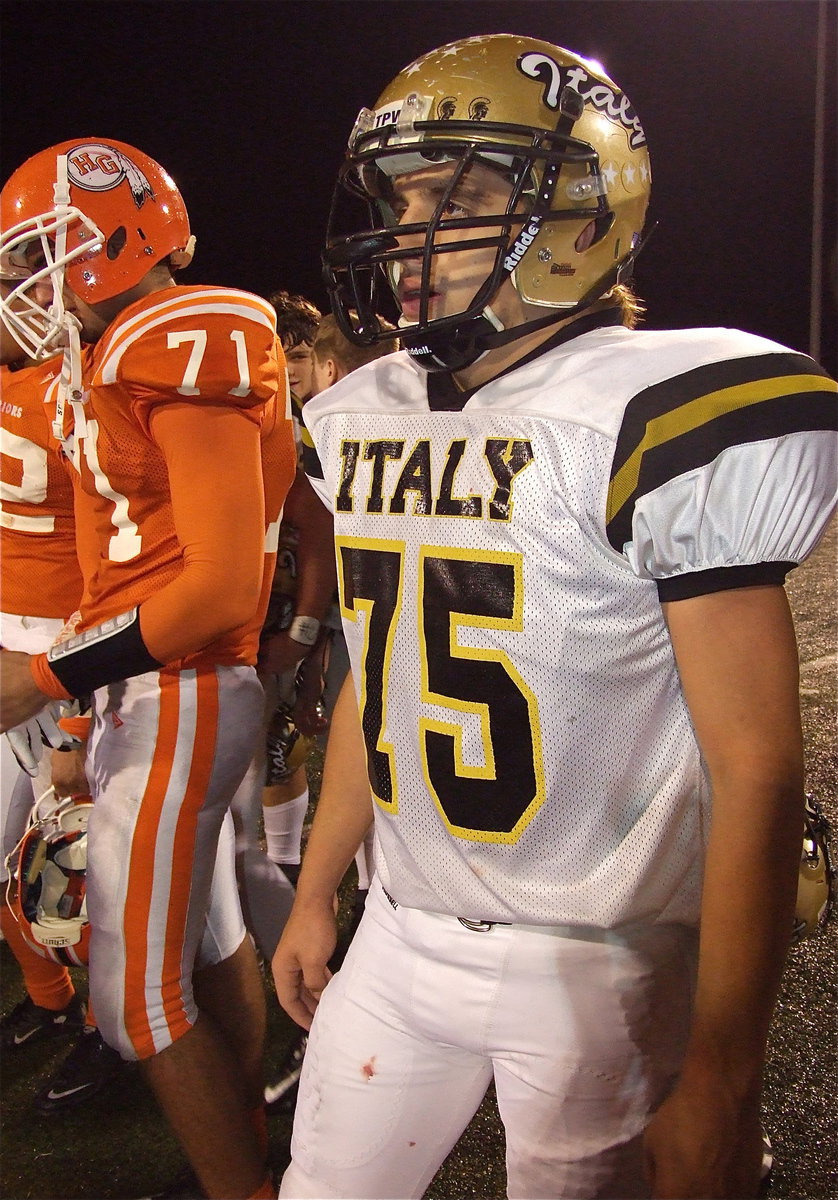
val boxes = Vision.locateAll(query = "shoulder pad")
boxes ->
[93,286,280,413]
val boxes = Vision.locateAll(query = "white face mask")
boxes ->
[0,155,103,361]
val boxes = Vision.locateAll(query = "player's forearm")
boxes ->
[285,470,337,624]
[681,771,802,1092]
[138,555,262,663]
[663,586,805,1092]
[293,672,374,908]
[29,549,264,701]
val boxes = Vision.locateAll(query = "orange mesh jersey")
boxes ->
[1,359,83,618]
[53,285,296,668]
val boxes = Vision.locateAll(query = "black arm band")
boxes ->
[46,608,163,698]
[656,561,796,603]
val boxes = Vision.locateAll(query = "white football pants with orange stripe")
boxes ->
[84,664,262,1061]
[280,879,698,1200]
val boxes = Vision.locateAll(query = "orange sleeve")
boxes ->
[138,401,266,663]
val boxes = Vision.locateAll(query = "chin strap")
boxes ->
[52,317,85,449]
[402,222,656,374]
[403,302,586,373]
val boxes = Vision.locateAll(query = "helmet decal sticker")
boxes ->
[66,143,155,208]
[437,97,457,120]
[469,97,491,121]
[517,54,646,149]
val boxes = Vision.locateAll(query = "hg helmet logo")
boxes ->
[66,143,154,209]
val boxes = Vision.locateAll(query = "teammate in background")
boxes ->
[228,288,338,962]
[0,285,123,1110]
[265,313,401,888]
[271,35,837,1200]
[229,464,337,963]
[269,289,321,420]
[0,140,296,1200]
[254,291,328,889]
[262,312,399,1115]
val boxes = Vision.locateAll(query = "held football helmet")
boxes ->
[1,138,194,359]
[5,791,93,966]
[794,795,834,942]
[265,704,316,786]
[323,33,651,371]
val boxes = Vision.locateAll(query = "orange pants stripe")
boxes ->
[84,665,262,1061]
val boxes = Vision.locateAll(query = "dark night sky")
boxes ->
[2,0,836,373]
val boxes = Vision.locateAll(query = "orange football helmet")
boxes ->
[1,139,194,358]
[5,791,93,967]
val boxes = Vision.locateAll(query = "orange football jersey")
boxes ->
[52,285,296,668]
[0,359,83,618]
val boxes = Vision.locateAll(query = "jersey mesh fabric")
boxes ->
[1,361,83,617]
[303,326,837,928]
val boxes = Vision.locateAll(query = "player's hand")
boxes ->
[293,697,328,738]
[0,649,53,734]
[644,1072,764,1198]
[271,898,337,1030]
[5,703,80,776]
[51,744,90,796]
[293,643,329,735]
[258,631,306,677]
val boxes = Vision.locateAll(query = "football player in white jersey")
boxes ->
[271,34,837,1200]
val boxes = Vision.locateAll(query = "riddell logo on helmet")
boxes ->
[503,218,543,272]
[66,143,154,209]
[517,53,646,149]
[33,930,71,947]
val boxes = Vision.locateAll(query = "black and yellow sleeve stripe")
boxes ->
[606,352,837,555]
[298,419,325,482]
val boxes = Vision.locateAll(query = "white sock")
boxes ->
[263,789,308,865]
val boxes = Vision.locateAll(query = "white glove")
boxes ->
[4,704,80,777]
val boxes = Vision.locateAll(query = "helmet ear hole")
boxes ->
[106,226,127,261]
[574,221,598,253]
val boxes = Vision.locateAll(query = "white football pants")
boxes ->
[280,879,697,1199]
[85,664,260,1060]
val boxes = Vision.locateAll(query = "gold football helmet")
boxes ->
[794,796,834,942]
[323,33,651,370]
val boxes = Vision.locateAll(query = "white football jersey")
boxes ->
[303,320,837,927]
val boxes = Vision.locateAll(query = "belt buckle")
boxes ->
[458,917,496,932]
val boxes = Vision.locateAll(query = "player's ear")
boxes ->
[325,358,338,386]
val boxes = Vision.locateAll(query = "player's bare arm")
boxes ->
[272,672,373,1028]
[259,466,337,677]
[0,648,52,730]
[645,585,803,1199]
